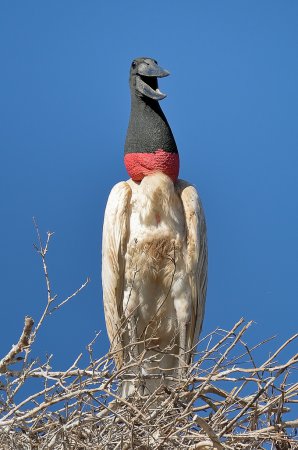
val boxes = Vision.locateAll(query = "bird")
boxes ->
[102,57,207,396]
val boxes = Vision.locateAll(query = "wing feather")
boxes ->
[176,180,208,356]
[102,182,131,368]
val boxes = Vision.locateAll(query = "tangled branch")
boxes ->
[0,226,297,449]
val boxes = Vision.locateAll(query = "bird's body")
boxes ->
[102,58,207,396]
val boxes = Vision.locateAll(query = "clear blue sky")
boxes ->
[1,2,297,371]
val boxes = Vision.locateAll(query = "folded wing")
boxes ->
[102,182,132,369]
[176,180,208,359]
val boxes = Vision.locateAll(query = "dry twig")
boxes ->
[0,226,297,449]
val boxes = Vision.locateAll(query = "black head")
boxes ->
[129,57,170,101]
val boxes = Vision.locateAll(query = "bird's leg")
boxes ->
[173,282,191,381]
[123,286,140,362]
[129,314,139,362]
[129,314,145,395]
[178,321,188,379]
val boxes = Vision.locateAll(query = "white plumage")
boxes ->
[102,171,207,395]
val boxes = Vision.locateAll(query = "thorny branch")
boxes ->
[0,226,297,449]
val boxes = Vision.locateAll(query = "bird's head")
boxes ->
[129,57,170,101]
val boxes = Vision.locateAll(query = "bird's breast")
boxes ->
[126,235,182,282]
[124,234,183,337]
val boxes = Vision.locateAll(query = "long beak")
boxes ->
[135,60,170,101]
[137,60,170,78]
[135,77,166,100]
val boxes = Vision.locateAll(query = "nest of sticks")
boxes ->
[0,227,297,449]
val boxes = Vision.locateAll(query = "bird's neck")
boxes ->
[124,93,178,155]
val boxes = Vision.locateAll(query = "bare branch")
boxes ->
[1,227,297,449]
[0,316,34,373]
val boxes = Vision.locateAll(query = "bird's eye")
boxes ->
[132,61,136,68]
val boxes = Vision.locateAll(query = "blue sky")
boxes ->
[1,1,297,374]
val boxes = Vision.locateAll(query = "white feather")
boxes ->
[102,172,207,395]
